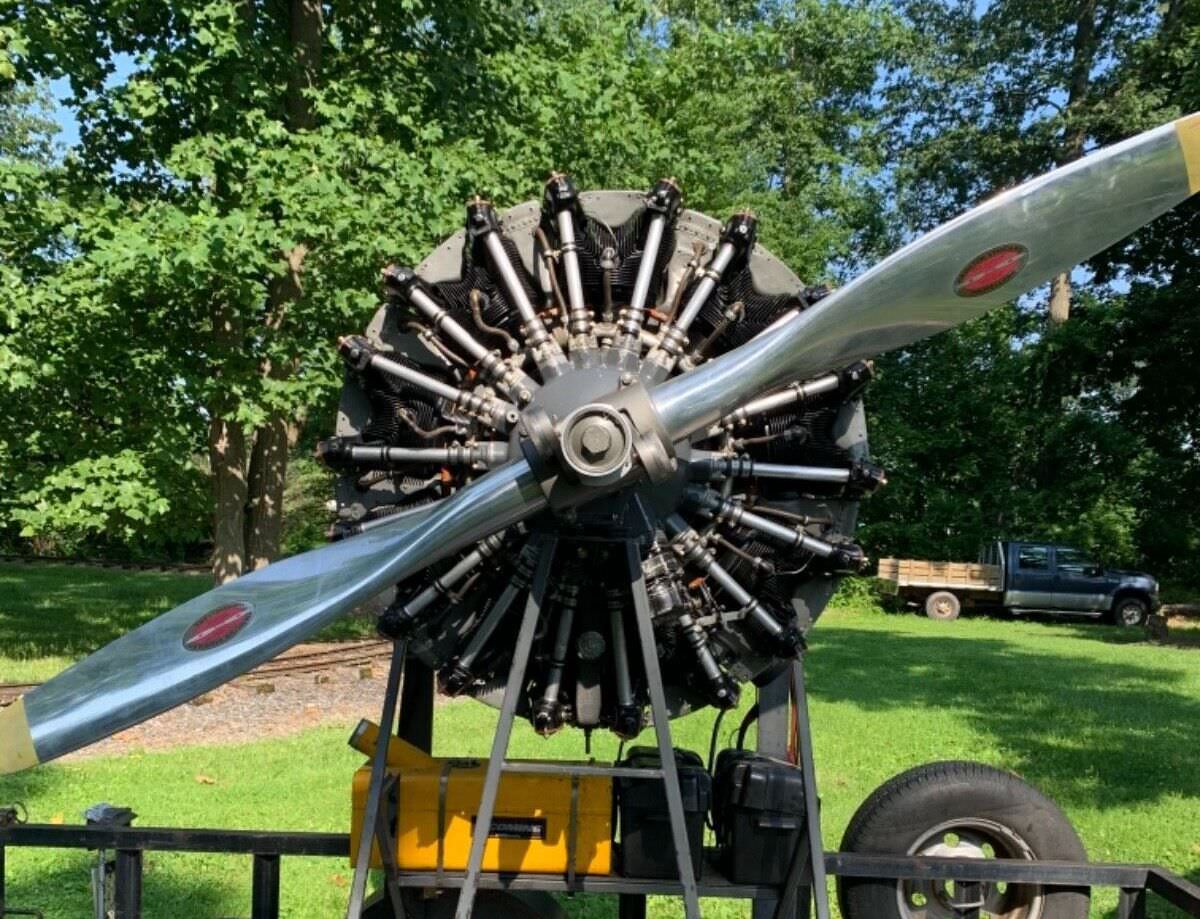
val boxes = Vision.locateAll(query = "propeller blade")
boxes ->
[651,113,1200,440]
[0,459,546,773]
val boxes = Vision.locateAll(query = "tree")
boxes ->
[3,0,905,576]
[888,0,1158,323]
[860,0,1200,582]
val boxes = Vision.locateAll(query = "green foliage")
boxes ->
[280,453,334,556]
[0,0,904,561]
[1,0,1197,588]
[827,574,889,613]
[860,298,1163,570]
[10,451,208,557]
[885,0,1163,230]
[0,81,55,161]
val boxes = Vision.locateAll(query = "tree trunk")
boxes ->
[242,243,307,566]
[237,0,322,569]
[209,415,248,583]
[245,412,290,569]
[1048,0,1100,327]
[208,298,248,583]
[287,0,322,131]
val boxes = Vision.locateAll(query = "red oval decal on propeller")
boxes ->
[954,244,1029,297]
[183,603,253,651]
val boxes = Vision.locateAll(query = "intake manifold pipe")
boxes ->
[466,197,568,377]
[614,178,683,360]
[377,532,507,638]
[605,585,643,738]
[688,450,887,495]
[381,264,537,405]
[679,609,741,709]
[643,211,757,380]
[542,174,596,354]
[338,335,518,432]
[532,582,580,735]
[439,543,541,697]
[684,488,869,573]
[666,514,804,658]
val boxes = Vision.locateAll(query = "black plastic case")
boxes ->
[713,749,809,884]
[615,746,711,879]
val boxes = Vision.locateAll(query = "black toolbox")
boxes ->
[713,749,809,885]
[615,746,711,879]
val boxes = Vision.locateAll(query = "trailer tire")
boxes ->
[924,591,961,621]
[838,761,1089,919]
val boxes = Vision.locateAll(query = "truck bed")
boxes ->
[877,557,1003,592]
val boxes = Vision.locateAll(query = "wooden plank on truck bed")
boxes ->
[877,558,1003,591]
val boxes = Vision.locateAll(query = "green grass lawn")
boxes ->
[1,566,1198,916]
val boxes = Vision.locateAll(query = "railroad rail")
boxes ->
[0,553,210,574]
[0,641,393,706]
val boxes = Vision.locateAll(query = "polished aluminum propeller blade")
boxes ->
[6,116,1196,774]
[0,461,546,773]
[651,114,1200,440]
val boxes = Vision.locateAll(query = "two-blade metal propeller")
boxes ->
[3,113,1197,774]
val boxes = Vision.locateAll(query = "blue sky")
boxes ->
[48,53,135,148]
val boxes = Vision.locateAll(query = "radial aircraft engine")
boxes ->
[2,115,1197,772]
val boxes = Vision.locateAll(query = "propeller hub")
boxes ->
[559,404,634,487]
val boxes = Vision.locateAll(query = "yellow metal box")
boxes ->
[349,725,612,875]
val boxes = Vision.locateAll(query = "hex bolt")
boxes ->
[580,424,612,460]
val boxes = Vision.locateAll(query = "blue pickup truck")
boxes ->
[877,540,1160,626]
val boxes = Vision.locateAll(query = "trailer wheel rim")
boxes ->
[896,817,1044,919]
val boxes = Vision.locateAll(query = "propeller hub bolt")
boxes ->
[580,424,612,459]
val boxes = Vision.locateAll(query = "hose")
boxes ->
[736,701,760,751]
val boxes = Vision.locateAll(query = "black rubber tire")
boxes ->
[1111,596,1149,628]
[838,760,1089,919]
[924,591,961,621]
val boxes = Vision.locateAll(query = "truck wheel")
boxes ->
[924,591,961,621]
[838,761,1089,919]
[1111,596,1149,628]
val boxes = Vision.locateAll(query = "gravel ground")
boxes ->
[60,642,397,761]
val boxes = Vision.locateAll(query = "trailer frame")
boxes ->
[2,538,1197,918]
[3,820,1199,919]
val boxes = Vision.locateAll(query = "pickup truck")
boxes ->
[877,540,1160,626]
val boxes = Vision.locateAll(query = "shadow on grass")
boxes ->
[2,853,238,918]
[1053,620,1200,651]
[0,564,207,660]
[808,626,1199,813]
[0,762,69,810]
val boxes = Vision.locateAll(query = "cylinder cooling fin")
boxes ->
[325,184,883,734]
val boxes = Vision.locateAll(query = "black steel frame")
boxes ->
[3,822,1199,918]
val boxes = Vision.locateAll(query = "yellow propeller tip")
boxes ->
[1178,113,1200,195]
[0,698,39,774]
